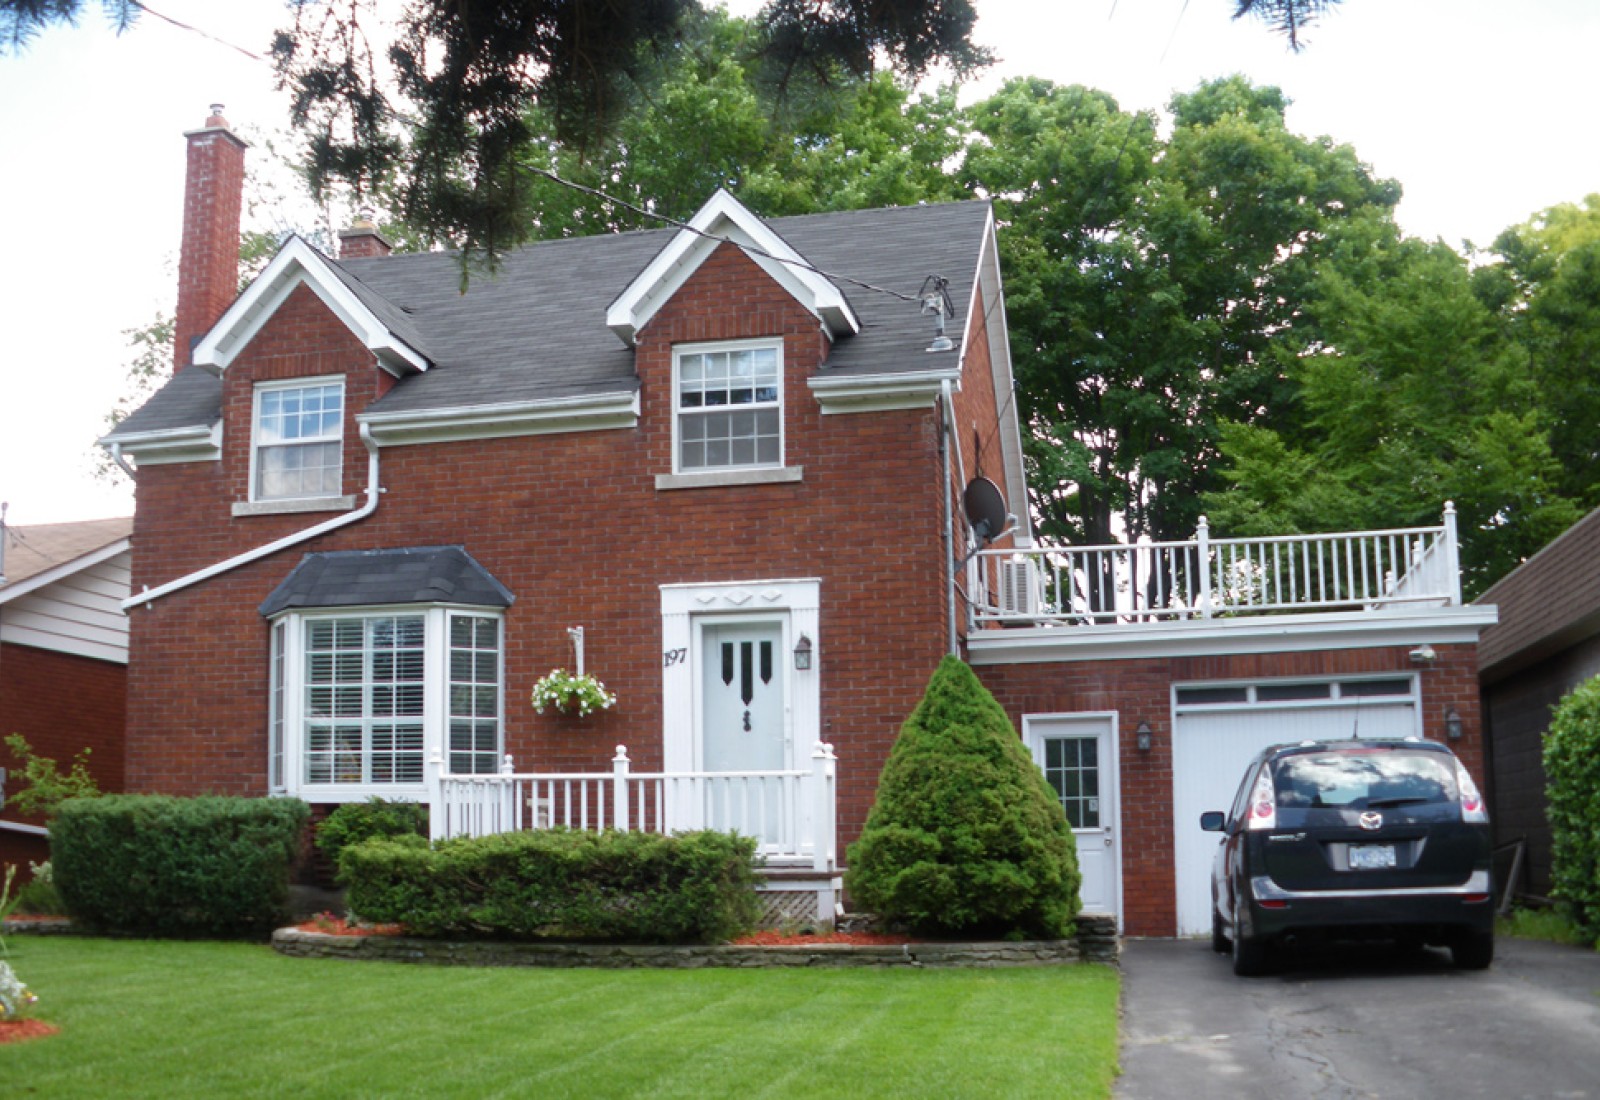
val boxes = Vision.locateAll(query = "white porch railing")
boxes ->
[427,742,838,874]
[972,504,1462,628]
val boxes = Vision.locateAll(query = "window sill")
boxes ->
[655,467,803,491]
[232,495,359,517]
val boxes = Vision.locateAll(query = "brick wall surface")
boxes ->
[978,643,1485,936]
[0,642,127,826]
[173,123,246,372]
[125,242,954,852]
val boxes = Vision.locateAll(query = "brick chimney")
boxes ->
[338,210,393,260]
[174,104,247,371]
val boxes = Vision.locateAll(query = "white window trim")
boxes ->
[659,579,820,775]
[248,375,347,505]
[267,604,504,802]
[1169,674,1421,718]
[670,338,785,478]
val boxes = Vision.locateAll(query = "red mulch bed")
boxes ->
[0,1019,59,1044]
[293,914,404,937]
[731,930,917,946]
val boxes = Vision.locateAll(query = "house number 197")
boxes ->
[663,648,688,668]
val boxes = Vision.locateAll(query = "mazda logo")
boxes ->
[1359,811,1383,831]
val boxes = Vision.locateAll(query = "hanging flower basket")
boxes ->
[531,668,617,716]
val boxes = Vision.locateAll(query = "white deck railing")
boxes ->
[972,504,1461,628]
[427,742,838,873]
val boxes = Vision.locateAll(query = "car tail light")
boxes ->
[1246,768,1277,831]
[1455,759,1488,823]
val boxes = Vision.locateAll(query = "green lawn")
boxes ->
[3,937,1120,1098]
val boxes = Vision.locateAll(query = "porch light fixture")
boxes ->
[1135,722,1153,753]
[793,633,813,671]
[1444,707,1463,741]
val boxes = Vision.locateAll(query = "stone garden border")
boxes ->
[269,913,1119,969]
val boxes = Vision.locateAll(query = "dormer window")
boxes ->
[674,341,782,473]
[252,378,344,501]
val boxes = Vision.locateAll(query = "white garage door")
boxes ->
[1171,678,1419,936]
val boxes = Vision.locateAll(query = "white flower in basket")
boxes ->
[531,668,617,716]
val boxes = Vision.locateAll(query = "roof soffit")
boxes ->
[605,189,861,346]
[191,236,430,375]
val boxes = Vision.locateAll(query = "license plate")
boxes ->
[1349,843,1396,870]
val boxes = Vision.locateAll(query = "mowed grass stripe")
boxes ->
[3,937,1119,1099]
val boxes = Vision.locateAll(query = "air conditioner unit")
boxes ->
[998,558,1042,617]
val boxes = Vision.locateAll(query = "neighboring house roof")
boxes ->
[0,517,132,598]
[259,546,515,617]
[104,199,994,442]
[1476,505,1600,683]
[0,516,133,664]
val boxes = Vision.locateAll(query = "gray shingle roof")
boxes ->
[258,546,514,617]
[108,199,992,439]
[107,365,222,438]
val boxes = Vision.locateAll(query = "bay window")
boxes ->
[268,606,503,800]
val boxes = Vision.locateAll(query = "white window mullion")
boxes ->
[424,607,448,776]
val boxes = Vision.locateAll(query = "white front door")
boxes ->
[699,620,788,843]
[1026,714,1120,921]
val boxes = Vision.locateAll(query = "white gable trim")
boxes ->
[192,237,429,375]
[968,208,1030,544]
[0,538,130,607]
[96,422,221,465]
[606,190,860,346]
[809,367,961,414]
[359,390,640,445]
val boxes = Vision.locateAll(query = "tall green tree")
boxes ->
[1203,231,1581,597]
[275,0,988,260]
[1480,196,1600,505]
[963,75,1398,568]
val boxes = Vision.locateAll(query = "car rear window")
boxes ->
[1272,749,1458,809]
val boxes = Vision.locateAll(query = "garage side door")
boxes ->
[1172,699,1417,936]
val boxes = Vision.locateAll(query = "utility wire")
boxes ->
[131,1,265,61]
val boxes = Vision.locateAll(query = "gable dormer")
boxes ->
[605,190,860,348]
[193,236,431,377]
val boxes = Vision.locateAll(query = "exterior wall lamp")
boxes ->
[793,633,813,671]
[1444,707,1463,741]
[1135,722,1153,753]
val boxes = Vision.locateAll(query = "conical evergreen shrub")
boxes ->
[845,655,1081,938]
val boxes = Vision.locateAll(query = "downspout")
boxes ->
[941,379,958,657]
[108,442,137,481]
[122,423,382,612]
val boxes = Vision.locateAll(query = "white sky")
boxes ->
[1,0,1595,525]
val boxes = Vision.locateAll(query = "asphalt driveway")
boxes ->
[1116,937,1600,1099]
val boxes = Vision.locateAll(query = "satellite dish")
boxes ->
[963,477,1008,544]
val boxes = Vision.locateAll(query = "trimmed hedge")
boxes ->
[51,795,310,937]
[1545,675,1600,937]
[316,798,429,865]
[341,828,760,943]
[846,656,1081,940]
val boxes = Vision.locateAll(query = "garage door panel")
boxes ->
[1171,703,1417,936]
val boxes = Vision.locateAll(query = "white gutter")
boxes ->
[108,442,137,480]
[123,423,382,612]
[1,819,49,837]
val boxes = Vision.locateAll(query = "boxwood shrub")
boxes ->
[51,794,310,937]
[846,655,1081,940]
[340,828,760,943]
[315,798,429,864]
[1545,675,1600,938]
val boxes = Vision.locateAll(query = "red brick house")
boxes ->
[0,515,131,870]
[105,110,1497,936]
